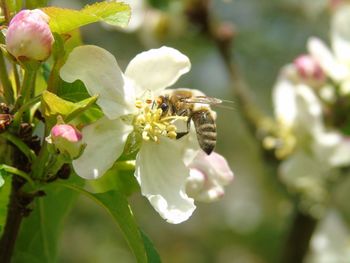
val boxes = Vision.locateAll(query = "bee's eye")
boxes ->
[160,103,169,112]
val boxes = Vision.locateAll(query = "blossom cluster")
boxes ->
[264,3,350,215]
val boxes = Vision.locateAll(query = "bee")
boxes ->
[0,103,13,132]
[157,89,223,155]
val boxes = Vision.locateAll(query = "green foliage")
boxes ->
[147,0,169,10]
[4,0,22,13]
[25,0,47,8]
[58,182,149,263]
[141,231,162,263]
[12,175,84,263]
[0,175,10,235]
[42,1,131,34]
[88,163,140,197]
[41,90,98,124]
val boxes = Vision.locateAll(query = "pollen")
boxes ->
[134,100,187,143]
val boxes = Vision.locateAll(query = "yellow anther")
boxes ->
[167,131,177,139]
[133,97,188,143]
[166,125,177,132]
[142,131,150,141]
[135,100,143,109]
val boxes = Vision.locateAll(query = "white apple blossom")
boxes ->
[272,65,350,212]
[307,3,350,95]
[60,45,203,223]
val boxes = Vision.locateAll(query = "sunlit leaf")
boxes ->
[41,90,98,123]
[42,1,130,34]
[57,182,148,263]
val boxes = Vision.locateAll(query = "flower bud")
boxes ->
[6,9,54,61]
[293,55,325,83]
[47,124,83,159]
[186,151,234,202]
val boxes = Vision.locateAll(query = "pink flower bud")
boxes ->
[293,54,325,82]
[6,9,54,61]
[186,151,234,202]
[49,124,83,158]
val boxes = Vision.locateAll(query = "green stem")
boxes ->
[0,164,34,185]
[12,95,41,128]
[12,62,21,97]
[31,126,50,180]
[116,160,136,171]
[0,51,14,105]
[0,132,36,162]
[15,65,38,110]
[45,154,66,179]
[0,0,10,23]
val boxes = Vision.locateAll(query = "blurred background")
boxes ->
[50,0,350,262]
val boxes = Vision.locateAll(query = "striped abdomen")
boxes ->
[192,110,216,155]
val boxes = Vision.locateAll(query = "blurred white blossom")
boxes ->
[272,64,350,214]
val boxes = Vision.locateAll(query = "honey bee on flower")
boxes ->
[60,45,233,223]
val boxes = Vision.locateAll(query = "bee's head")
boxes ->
[156,95,170,116]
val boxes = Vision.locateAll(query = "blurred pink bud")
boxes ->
[51,124,82,142]
[6,9,54,61]
[329,0,344,10]
[293,55,325,82]
[49,124,83,158]
[186,151,234,202]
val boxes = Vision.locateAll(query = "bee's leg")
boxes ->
[176,117,191,139]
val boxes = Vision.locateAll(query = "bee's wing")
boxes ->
[180,96,223,105]
[181,96,235,110]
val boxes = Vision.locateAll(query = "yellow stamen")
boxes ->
[133,99,187,143]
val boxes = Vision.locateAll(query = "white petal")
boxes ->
[279,151,324,187]
[312,131,350,167]
[307,37,348,81]
[60,45,135,119]
[135,138,195,224]
[272,69,297,127]
[331,4,350,65]
[73,117,132,179]
[125,46,191,96]
[294,84,324,134]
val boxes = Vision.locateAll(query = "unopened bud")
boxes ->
[47,124,83,159]
[6,9,54,61]
[293,55,325,82]
[186,151,233,202]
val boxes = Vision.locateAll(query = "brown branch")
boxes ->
[0,176,33,263]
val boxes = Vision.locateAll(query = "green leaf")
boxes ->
[57,80,104,124]
[141,231,162,263]
[57,182,148,263]
[42,1,131,34]
[0,175,11,235]
[88,162,140,197]
[12,175,84,263]
[25,0,47,8]
[41,90,98,123]
[5,0,22,13]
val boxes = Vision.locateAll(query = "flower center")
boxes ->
[133,99,187,142]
